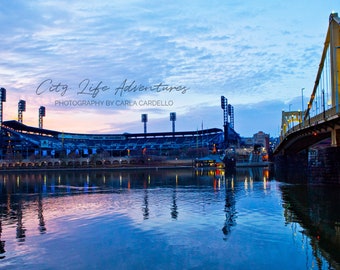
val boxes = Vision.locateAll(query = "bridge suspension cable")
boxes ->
[277,12,340,153]
[305,12,340,121]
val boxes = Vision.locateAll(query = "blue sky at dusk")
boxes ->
[0,0,338,137]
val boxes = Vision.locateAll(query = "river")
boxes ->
[0,167,339,269]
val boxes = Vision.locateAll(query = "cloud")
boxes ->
[0,0,337,137]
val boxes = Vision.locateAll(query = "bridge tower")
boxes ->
[305,13,340,115]
[280,110,302,137]
[301,13,340,146]
[329,13,340,146]
[330,13,340,111]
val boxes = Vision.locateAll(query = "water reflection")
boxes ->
[171,189,178,220]
[16,199,25,242]
[142,189,149,220]
[222,176,236,239]
[0,168,228,233]
[0,221,5,259]
[0,167,338,269]
[280,183,340,269]
[38,194,46,234]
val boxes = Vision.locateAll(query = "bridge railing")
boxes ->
[281,106,338,140]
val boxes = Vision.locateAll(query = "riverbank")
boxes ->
[0,164,196,173]
[0,156,196,172]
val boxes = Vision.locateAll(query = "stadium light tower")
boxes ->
[170,112,176,133]
[221,96,228,125]
[39,106,46,129]
[141,114,148,134]
[0,88,6,131]
[18,100,26,123]
[221,96,229,147]
[228,104,234,129]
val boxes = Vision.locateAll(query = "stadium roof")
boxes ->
[3,120,59,137]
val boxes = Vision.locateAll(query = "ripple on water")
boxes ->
[0,176,338,270]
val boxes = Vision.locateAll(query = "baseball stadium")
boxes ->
[0,88,239,169]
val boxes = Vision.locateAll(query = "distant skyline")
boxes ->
[1,0,339,137]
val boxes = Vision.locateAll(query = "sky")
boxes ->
[0,0,338,137]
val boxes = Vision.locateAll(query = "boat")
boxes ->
[194,154,225,168]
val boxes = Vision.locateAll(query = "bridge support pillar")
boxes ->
[274,151,309,184]
[331,129,340,147]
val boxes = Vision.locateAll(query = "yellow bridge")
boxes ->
[275,12,340,155]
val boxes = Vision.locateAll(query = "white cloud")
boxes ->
[0,0,338,137]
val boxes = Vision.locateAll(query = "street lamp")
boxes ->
[301,88,305,125]
[336,46,340,113]
[288,104,292,129]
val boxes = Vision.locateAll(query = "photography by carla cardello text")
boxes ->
[35,78,189,108]
[54,99,174,107]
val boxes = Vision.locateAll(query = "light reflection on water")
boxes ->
[0,168,338,270]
